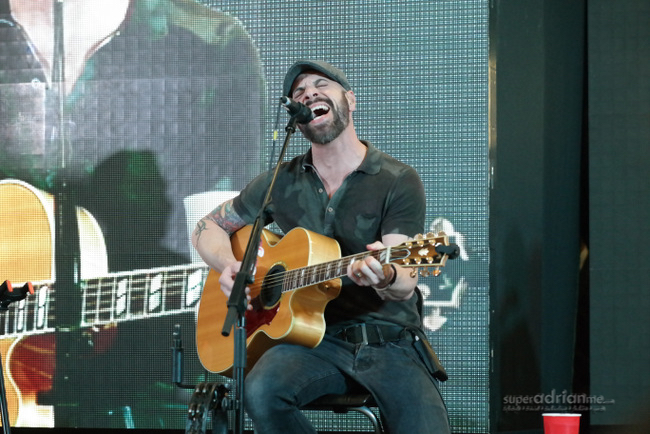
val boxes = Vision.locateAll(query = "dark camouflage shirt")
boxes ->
[233,141,426,330]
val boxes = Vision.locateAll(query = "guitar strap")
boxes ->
[408,326,449,382]
[412,286,448,381]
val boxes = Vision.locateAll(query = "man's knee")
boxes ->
[244,366,291,415]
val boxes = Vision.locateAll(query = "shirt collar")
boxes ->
[301,140,382,175]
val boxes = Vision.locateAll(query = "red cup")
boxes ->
[543,413,581,434]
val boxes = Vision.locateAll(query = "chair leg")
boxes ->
[349,406,383,434]
[304,391,384,433]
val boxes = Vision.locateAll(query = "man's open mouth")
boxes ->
[310,104,330,119]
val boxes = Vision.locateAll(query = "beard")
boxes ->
[299,92,350,145]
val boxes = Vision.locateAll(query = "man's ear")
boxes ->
[346,90,357,112]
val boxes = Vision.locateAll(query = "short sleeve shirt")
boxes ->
[233,141,426,330]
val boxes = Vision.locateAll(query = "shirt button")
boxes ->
[327,207,334,213]
[318,188,324,194]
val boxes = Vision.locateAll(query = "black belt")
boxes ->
[330,323,411,345]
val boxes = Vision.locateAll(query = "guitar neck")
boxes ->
[0,264,208,339]
[282,247,396,293]
[280,234,450,293]
[80,263,207,326]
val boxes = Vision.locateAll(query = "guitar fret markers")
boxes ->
[79,265,208,327]
[282,257,353,293]
[0,264,208,337]
[0,284,54,337]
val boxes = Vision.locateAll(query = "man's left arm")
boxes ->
[347,233,418,301]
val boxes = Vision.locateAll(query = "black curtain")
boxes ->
[490,0,586,431]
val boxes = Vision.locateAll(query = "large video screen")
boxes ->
[0,0,488,432]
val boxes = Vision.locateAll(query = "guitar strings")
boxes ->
[242,250,387,293]
[242,240,442,295]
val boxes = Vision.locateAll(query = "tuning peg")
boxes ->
[413,233,430,246]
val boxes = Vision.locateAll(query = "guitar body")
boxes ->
[1,334,56,427]
[0,179,107,427]
[196,226,343,375]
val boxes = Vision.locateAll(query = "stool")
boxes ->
[302,392,384,434]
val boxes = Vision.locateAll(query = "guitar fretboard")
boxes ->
[279,235,449,293]
[282,250,387,292]
[0,264,208,338]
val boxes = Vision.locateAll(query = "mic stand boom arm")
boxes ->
[220,115,301,434]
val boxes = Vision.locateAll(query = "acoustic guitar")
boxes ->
[196,225,453,376]
[0,180,207,427]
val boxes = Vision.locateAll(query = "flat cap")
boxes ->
[283,59,352,97]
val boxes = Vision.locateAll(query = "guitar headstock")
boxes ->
[390,232,454,277]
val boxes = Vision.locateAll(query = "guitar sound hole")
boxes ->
[260,264,284,309]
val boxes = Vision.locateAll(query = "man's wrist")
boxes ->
[373,264,397,291]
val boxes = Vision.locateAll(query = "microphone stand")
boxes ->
[51,1,80,318]
[48,1,83,425]
[220,113,302,434]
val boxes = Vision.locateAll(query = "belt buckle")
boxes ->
[359,323,369,345]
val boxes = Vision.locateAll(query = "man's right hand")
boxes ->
[219,261,252,309]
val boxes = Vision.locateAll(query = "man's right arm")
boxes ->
[192,198,247,279]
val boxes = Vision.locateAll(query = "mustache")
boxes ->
[306,96,333,107]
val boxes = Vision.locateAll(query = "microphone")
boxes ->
[279,96,314,124]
